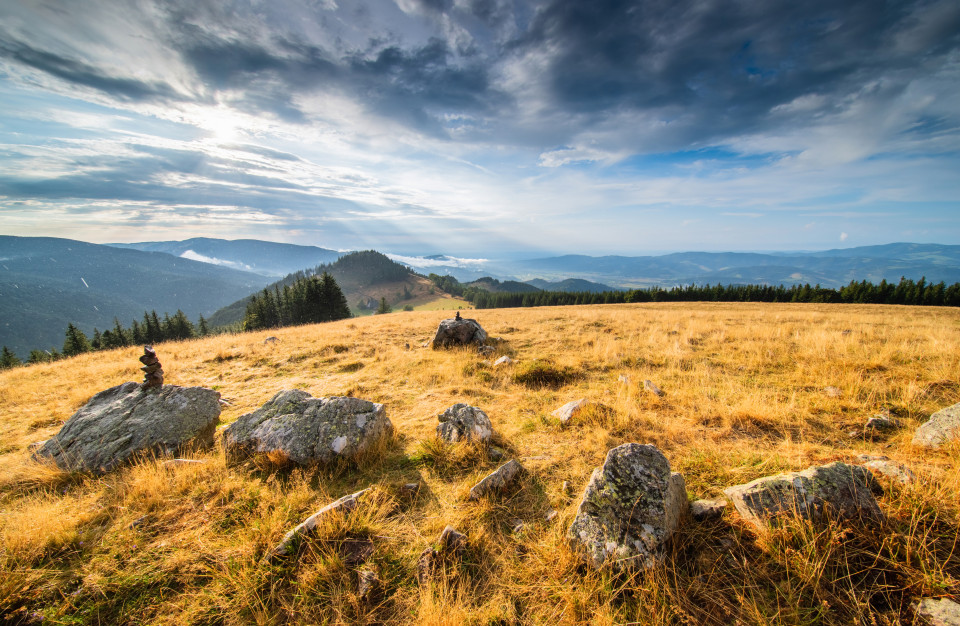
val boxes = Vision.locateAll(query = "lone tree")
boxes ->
[376,297,392,315]
[63,323,92,357]
[1,346,21,369]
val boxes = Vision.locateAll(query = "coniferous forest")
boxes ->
[242,272,350,331]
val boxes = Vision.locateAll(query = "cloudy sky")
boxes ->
[1,0,958,256]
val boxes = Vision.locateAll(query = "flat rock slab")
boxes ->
[723,462,883,532]
[469,459,523,500]
[913,402,960,449]
[437,403,493,443]
[35,382,221,473]
[568,443,688,571]
[267,488,369,561]
[224,390,391,466]
[431,318,488,349]
[917,597,960,626]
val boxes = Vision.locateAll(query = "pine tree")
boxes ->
[376,297,392,314]
[91,328,102,350]
[1,346,21,369]
[197,315,209,336]
[63,323,92,356]
[319,272,351,321]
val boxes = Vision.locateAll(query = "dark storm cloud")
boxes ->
[0,34,180,102]
[514,0,960,143]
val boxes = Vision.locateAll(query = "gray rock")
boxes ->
[357,568,381,605]
[545,509,558,522]
[690,498,728,521]
[224,390,391,466]
[35,382,221,473]
[552,399,591,424]
[644,380,665,397]
[469,459,523,500]
[723,462,883,532]
[417,526,467,585]
[437,403,493,443]
[494,356,514,367]
[488,446,505,462]
[567,443,688,571]
[431,317,488,349]
[824,386,842,398]
[916,597,960,626]
[478,345,496,355]
[863,459,916,485]
[267,488,369,561]
[913,402,960,449]
[865,415,901,432]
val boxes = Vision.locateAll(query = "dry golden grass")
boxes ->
[1,302,958,624]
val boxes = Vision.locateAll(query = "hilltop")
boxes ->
[1,302,958,624]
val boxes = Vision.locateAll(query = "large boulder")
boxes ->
[723,462,883,532]
[913,402,960,449]
[567,443,688,571]
[35,382,221,473]
[431,317,487,349]
[437,403,493,443]
[224,390,391,465]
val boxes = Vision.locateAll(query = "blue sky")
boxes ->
[1,0,958,256]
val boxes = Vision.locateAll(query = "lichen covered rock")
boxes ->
[723,462,883,531]
[567,443,688,571]
[913,402,960,450]
[437,403,493,443]
[224,390,391,466]
[35,382,221,473]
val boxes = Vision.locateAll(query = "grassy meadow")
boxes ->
[1,302,958,625]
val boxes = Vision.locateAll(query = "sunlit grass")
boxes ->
[1,302,958,624]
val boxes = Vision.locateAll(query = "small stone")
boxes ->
[545,509,558,522]
[417,526,467,585]
[916,597,960,626]
[848,430,861,438]
[488,446,505,462]
[438,526,467,554]
[562,480,572,496]
[263,336,280,344]
[469,459,523,500]
[266,488,369,561]
[478,345,495,355]
[865,415,901,431]
[863,459,916,485]
[644,380,665,397]
[493,356,513,367]
[437,403,493,443]
[913,402,960,450]
[357,568,381,605]
[401,482,421,496]
[824,386,842,398]
[552,399,591,424]
[690,498,727,521]
[511,519,526,534]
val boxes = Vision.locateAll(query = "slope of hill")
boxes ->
[514,243,960,288]
[109,237,342,277]
[207,250,465,327]
[1,303,958,623]
[525,278,614,292]
[0,236,272,358]
[466,277,540,293]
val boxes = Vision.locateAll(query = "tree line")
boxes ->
[243,272,351,331]
[452,276,960,309]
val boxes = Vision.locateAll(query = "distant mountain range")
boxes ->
[109,238,342,277]
[512,243,960,288]
[0,236,272,358]
[3,237,959,359]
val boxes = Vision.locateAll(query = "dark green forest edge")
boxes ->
[2,273,958,371]
[431,274,960,309]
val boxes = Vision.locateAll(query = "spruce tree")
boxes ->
[91,328,102,350]
[1,346,21,369]
[198,315,209,336]
[63,323,92,356]
[375,297,392,314]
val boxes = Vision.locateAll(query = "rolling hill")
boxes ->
[0,236,272,358]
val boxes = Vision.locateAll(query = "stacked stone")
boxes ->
[140,346,164,389]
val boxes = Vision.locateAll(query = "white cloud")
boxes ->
[840,232,849,241]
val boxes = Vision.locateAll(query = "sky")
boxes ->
[1,0,959,257]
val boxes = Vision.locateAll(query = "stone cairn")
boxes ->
[139,346,164,389]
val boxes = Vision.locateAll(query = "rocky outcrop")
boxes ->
[224,390,391,466]
[35,382,221,473]
[431,317,487,349]
[723,462,882,532]
[913,402,960,449]
[437,404,493,443]
[567,443,688,571]
[469,459,523,500]
[267,488,369,561]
